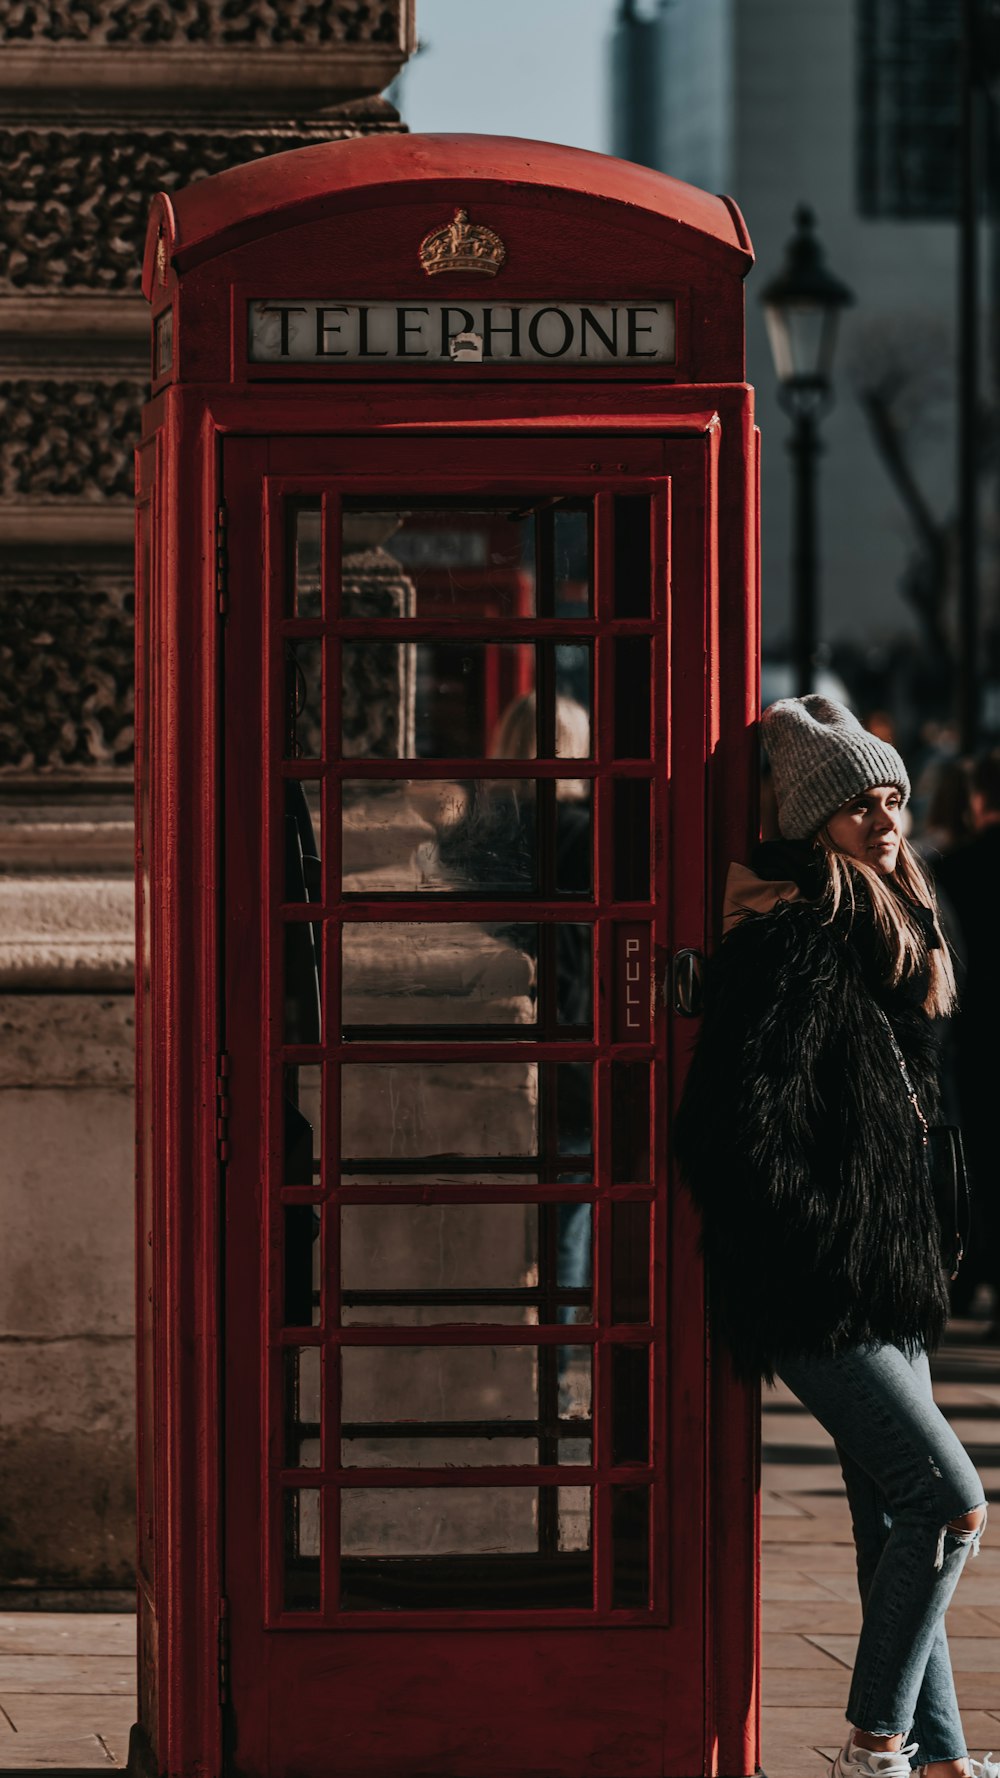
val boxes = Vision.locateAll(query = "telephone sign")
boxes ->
[248,299,677,363]
[135,134,760,1778]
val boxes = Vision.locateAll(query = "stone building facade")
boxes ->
[0,0,415,1597]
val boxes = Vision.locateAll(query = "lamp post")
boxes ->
[761,208,855,697]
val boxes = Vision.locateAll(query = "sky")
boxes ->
[394,0,617,154]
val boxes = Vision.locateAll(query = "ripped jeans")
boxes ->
[776,1342,987,1767]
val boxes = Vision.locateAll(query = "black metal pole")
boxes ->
[959,0,981,751]
[789,406,822,697]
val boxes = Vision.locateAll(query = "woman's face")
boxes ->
[824,784,904,876]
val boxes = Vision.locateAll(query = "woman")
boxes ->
[674,696,993,1778]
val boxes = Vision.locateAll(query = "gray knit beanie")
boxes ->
[761,695,910,840]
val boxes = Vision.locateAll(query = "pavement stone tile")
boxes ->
[0,1696,135,1736]
[761,1492,810,1517]
[763,1544,860,1573]
[764,1602,861,1635]
[806,1632,1000,1672]
[762,1574,849,1601]
[764,1634,854,1669]
[0,1733,121,1770]
[0,1657,132,1696]
[0,1617,134,1658]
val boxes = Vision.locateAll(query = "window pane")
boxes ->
[283,922,322,1046]
[340,1203,592,1327]
[290,502,322,618]
[554,648,591,755]
[283,1064,321,1187]
[341,922,591,1038]
[283,1488,321,1611]
[284,779,322,903]
[611,1487,650,1608]
[611,1062,651,1183]
[611,1347,650,1464]
[341,1062,592,1185]
[284,1346,321,1469]
[611,1203,650,1324]
[284,640,322,759]
[342,505,536,620]
[614,496,651,618]
[613,780,650,901]
[283,1204,321,1328]
[614,639,651,758]
[341,1485,589,1555]
[341,779,593,898]
[554,505,592,619]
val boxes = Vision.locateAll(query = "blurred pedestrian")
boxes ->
[935,751,1000,1331]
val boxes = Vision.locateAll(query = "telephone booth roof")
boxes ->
[142,132,753,298]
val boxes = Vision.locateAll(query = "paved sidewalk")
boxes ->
[0,1322,996,1773]
[763,1320,1000,1778]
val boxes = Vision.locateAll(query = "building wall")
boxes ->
[656,0,958,654]
[0,0,415,1596]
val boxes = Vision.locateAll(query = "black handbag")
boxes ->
[875,1005,971,1281]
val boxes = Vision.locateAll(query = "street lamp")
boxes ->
[761,207,854,697]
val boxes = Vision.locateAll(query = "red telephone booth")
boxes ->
[134,135,760,1778]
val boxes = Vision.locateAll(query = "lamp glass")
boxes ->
[764,301,843,388]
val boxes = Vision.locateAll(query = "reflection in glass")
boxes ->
[614,496,652,618]
[284,780,321,903]
[283,1488,321,1610]
[340,644,592,762]
[284,922,322,1045]
[611,1202,650,1323]
[342,504,536,620]
[341,780,592,899]
[613,780,650,902]
[340,1202,592,1327]
[341,922,591,1038]
[341,1062,592,1185]
[611,1487,650,1608]
[611,1347,650,1464]
[291,503,322,618]
[284,640,322,759]
[284,1346,321,1468]
[614,639,651,759]
[283,1204,321,1327]
[612,1062,651,1183]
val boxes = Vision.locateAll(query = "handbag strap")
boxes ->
[873,1002,929,1146]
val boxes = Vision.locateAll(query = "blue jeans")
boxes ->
[776,1342,987,1766]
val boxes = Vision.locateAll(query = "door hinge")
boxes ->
[218,1594,231,1705]
[216,1050,231,1162]
[215,501,228,616]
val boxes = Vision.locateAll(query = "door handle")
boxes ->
[671,948,705,1018]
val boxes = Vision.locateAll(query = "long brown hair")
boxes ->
[815,830,957,1018]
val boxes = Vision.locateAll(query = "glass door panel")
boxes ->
[264,482,661,1627]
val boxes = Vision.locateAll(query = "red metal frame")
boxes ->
[136,134,760,1778]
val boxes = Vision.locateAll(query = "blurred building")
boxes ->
[610,0,964,682]
[0,0,415,1598]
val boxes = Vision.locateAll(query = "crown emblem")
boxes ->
[419,208,506,277]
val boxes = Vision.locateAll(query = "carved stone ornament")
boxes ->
[0,1,406,46]
[0,572,135,773]
[0,120,403,294]
[0,380,144,501]
[419,209,507,278]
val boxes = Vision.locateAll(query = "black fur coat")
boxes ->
[673,887,950,1383]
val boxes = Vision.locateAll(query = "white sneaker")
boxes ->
[968,1758,1000,1778]
[833,1733,919,1778]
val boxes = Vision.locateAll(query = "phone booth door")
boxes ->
[222,429,711,1778]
